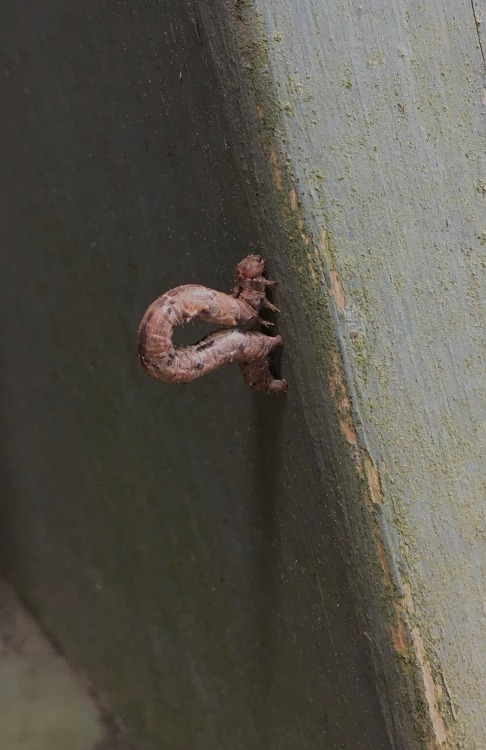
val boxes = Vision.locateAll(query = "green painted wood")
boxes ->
[0,2,406,749]
[202,1,484,747]
[3,0,483,747]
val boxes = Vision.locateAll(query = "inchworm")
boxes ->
[137,255,287,393]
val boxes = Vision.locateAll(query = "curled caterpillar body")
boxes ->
[137,255,287,393]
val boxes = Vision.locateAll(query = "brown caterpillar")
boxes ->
[137,255,287,393]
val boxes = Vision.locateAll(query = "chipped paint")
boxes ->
[317,228,335,270]
[402,585,449,748]
[289,187,298,211]
[328,350,361,460]
[270,148,283,191]
[364,454,384,505]
[392,609,410,657]
[374,531,394,589]
[329,269,346,315]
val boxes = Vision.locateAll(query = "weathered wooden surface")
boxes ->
[0,2,406,749]
[2,0,484,747]
[204,0,484,747]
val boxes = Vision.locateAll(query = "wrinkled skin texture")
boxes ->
[137,255,287,393]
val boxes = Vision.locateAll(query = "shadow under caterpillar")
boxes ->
[137,255,287,393]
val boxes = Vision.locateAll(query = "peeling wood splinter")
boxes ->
[137,255,287,393]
